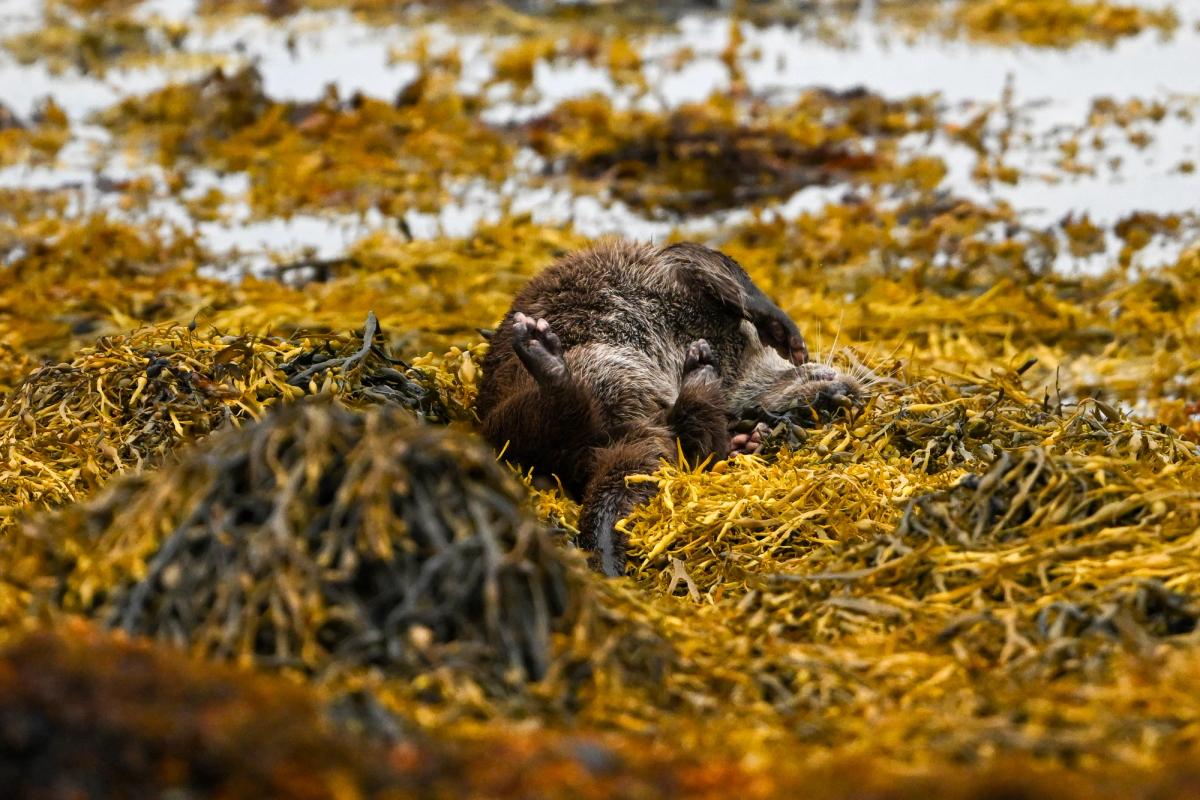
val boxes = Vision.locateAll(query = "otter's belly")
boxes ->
[566,343,679,425]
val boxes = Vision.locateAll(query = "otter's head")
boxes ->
[728,321,866,423]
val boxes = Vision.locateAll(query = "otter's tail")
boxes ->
[578,436,666,577]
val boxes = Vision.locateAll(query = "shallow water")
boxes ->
[0,0,1197,272]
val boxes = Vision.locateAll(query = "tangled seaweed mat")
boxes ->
[1,247,1200,777]
[605,373,1200,764]
[3,210,1200,786]
[0,223,1199,782]
[4,0,1200,791]
[6,323,1200,781]
[0,212,585,389]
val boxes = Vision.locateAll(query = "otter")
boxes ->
[475,241,862,577]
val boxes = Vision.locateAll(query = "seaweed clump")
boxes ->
[0,317,442,529]
[2,11,179,77]
[98,64,510,217]
[0,99,69,167]
[519,90,941,215]
[8,402,593,689]
[952,0,1178,48]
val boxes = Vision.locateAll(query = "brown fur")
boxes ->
[476,240,860,576]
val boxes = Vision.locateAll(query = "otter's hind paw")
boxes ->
[512,312,568,387]
[684,339,717,377]
[729,422,768,456]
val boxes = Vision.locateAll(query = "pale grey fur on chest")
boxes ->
[563,315,811,426]
[565,343,681,424]
[727,320,808,416]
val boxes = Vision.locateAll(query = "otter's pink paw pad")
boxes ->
[729,422,768,456]
[512,312,568,386]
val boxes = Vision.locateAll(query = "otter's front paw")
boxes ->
[805,377,863,418]
[512,312,568,387]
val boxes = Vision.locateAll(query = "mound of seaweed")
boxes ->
[8,402,585,686]
[7,402,590,688]
[0,315,441,527]
[0,98,68,168]
[97,64,509,218]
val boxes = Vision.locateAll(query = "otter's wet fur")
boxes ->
[475,241,863,576]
